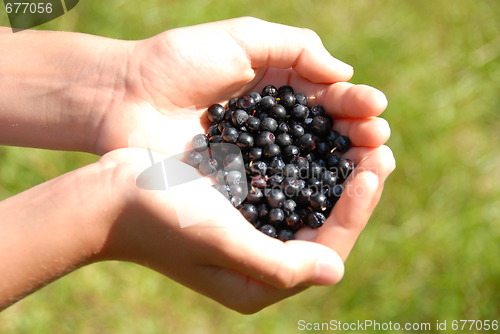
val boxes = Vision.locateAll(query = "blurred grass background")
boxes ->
[0,0,499,333]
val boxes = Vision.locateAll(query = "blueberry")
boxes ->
[269,104,287,120]
[311,116,331,136]
[278,92,296,109]
[260,224,277,238]
[260,95,277,112]
[192,134,209,152]
[263,143,281,159]
[255,131,275,147]
[295,92,308,106]
[275,133,293,147]
[207,104,226,123]
[186,151,203,168]
[310,105,325,117]
[278,85,294,95]
[262,85,279,98]
[291,104,309,120]
[277,229,295,242]
[267,188,286,208]
[239,204,258,224]
[269,208,285,225]
[260,117,278,132]
[221,127,239,143]
[237,95,256,111]
[298,133,316,153]
[307,211,326,229]
[289,124,305,138]
[232,109,250,127]
[333,135,352,153]
[246,116,261,132]
[198,158,219,176]
[248,147,263,161]
[237,132,254,148]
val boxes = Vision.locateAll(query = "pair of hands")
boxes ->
[0,17,395,313]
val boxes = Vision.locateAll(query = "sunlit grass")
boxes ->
[1,0,499,333]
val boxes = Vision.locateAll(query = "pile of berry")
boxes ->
[187,85,355,241]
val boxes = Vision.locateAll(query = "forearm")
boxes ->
[0,159,124,310]
[0,27,132,153]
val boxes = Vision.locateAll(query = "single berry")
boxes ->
[295,93,308,106]
[198,158,218,176]
[267,188,286,208]
[239,204,258,224]
[260,117,278,132]
[291,104,309,120]
[278,92,296,109]
[333,135,352,153]
[255,131,275,147]
[192,134,209,152]
[298,133,316,153]
[310,105,325,117]
[307,211,326,228]
[268,208,285,225]
[237,132,254,148]
[232,109,250,127]
[260,95,277,112]
[207,104,226,123]
[221,127,239,143]
[262,85,279,98]
[237,95,256,111]
[277,229,295,241]
[269,104,287,120]
[278,85,294,95]
[260,224,277,238]
[186,151,203,168]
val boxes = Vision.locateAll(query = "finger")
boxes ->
[254,72,388,119]
[317,82,389,119]
[227,17,354,83]
[206,207,346,288]
[314,145,396,261]
[333,117,391,148]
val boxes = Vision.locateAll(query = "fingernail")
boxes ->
[314,255,344,285]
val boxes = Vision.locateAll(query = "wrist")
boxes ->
[0,28,133,153]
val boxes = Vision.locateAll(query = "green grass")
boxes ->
[1,0,499,333]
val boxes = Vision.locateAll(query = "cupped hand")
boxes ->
[92,17,395,312]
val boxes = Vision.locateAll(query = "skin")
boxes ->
[0,17,395,314]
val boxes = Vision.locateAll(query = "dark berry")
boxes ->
[249,160,268,175]
[260,95,277,112]
[283,164,300,178]
[192,134,209,152]
[268,208,285,225]
[277,122,290,133]
[260,224,277,238]
[338,158,355,181]
[289,124,305,138]
[307,211,326,228]
[295,93,308,106]
[275,133,293,147]
[221,127,239,143]
[263,143,281,159]
[262,85,279,98]
[236,132,254,148]
[207,104,226,123]
[278,85,294,95]
[278,229,295,241]
[269,104,287,120]
[283,199,297,214]
[237,95,256,111]
[198,158,218,176]
[228,97,238,110]
[186,151,203,168]
[310,105,325,117]
[281,177,301,197]
[251,175,267,189]
[310,193,328,211]
[291,104,309,120]
[278,92,296,109]
[245,116,261,132]
[326,153,341,169]
[226,170,242,185]
[246,187,264,204]
[311,116,331,136]
[239,204,258,224]
[298,133,316,153]
[232,109,250,127]
[260,117,278,132]
[255,131,275,147]
[267,188,286,208]
[282,145,300,161]
[333,135,352,153]
[249,91,262,105]
[285,212,301,230]
[248,147,263,161]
